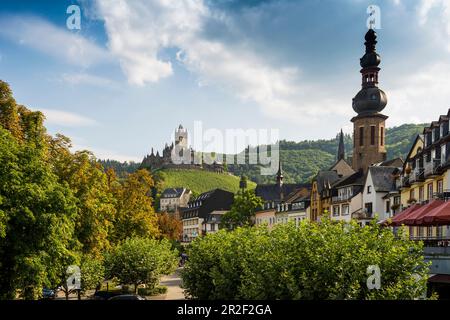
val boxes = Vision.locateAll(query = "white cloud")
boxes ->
[387,61,450,126]
[417,0,450,52]
[72,143,141,162]
[39,109,98,127]
[0,15,110,67]
[61,72,116,87]
[94,0,349,125]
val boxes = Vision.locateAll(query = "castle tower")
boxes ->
[351,29,388,172]
[175,124,188,149]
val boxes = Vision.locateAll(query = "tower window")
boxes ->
[380,127,384,146]
[359,127,364,146]
[370,126,375,145]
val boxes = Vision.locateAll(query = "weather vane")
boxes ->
[367,5,381,30]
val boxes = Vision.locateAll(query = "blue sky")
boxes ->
[0,0,450,162]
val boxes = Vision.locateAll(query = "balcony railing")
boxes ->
[396,175,410,189]
[424,159,441,177]
[352,210,373,220]
[411,237,450,248]
[410,168,424,183]
[332,195,353,203]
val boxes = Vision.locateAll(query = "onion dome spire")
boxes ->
[352,29,387,117]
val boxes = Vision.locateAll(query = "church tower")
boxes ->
[337,129,345,161]
[351,29,388,172]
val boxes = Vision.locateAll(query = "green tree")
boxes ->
[105,237,178,293]
[80,255,105,293]
[220,189,263,230]
[111,169,160,242]
[182,219,431,300]
[0,126,79,299]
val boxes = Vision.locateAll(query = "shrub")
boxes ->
[182,219,430,300]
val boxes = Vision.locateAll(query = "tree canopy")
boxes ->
[182,219,430,300]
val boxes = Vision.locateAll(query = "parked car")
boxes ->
[42,288,56,300]
[108,294,146,301]
[92,291,123,300]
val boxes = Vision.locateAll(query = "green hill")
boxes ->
[153,168,256,196]
[226,123,427,184]
[101,123,427,187]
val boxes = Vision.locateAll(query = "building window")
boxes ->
[342,204,350,215]
[370,126,375,145]
[437,226,443,238]
[419,186,424,202]
[409,226,414,238]
[367,186,372,194]
[427,226,433,238]
[410,189,415,201]
[359,127,364,146]
[333,205,340,216]
[427,183,433,200]
[418,226,424,238]
[438,180,444,194]
[386,200,390,214]
[211,223,215,232]
[380,127,384,146]
[365,203,373,214]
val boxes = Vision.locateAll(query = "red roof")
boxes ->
[390,204,422,226]
[402,200,445,225]
[419,201,450,225]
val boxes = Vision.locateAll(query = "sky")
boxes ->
[0,0,449,162]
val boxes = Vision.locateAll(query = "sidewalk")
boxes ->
[148,268,186,300]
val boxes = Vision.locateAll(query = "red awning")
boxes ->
[419,201,450,225]
[390,204,422,226]
[402,200,445,225]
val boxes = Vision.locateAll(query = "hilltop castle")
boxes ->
[141,125,224,173]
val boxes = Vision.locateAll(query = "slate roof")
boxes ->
[315,170,342,194]
[368,166,399,192]
[333,170,365,188]
[379,157,404,168]
[255,183,309,203]
[161,187,186,198]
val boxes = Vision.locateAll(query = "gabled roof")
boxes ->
[379,157,404,168]
[161,187,186,198]
[315,170,341,194]
[367,166,398,192]
[255,183,309,202]
[284,187,310,203]
[402,134,424,170]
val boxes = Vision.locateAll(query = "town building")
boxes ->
[331,170,364,223]
[181,189,234,242]
[310,131,355,221]
[276,189,311,227]
[394,109,450,240]
[255,162,310,227]
[159,187,191,215]
[361,165,401,222]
